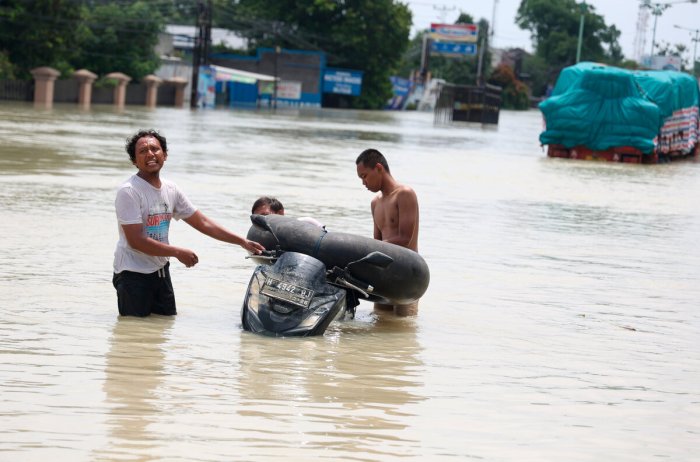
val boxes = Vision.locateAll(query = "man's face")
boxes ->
[356,162,381,192]
[133,136,166,173]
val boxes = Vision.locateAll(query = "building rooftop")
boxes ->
[165,25,248,50]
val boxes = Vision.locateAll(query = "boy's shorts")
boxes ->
[112,262,176,317]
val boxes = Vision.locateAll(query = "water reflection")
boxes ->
[1,101,698,460]
[236,312,424,456]
[97,317,173,461]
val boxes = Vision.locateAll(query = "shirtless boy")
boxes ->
[355,148,420,316]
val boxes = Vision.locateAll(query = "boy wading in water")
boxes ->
[355,148,420,316]
[112,129,264,317]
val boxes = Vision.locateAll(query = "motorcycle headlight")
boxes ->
[246,272,262,315]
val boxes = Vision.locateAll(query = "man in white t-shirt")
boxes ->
[113,129,265,317]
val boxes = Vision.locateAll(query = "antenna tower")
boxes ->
[633,2,650,61]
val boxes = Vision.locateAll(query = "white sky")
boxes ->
[406,0,700,61]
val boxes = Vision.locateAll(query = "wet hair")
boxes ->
[125,129,167,162]
[252,196,284,214]
[356,148,390,174]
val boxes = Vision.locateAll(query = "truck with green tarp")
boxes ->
[539,62,699,163]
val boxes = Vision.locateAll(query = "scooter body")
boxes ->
[241,215,394,337]
[241,251,348,337]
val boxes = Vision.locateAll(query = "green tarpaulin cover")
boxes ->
[539,62,699,155]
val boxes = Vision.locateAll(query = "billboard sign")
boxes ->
[197,66,216,108]
[386,76,413,110]
[323,68,364,96]
[430,23,478,43]
[258,81,302,100]
[277,81,302,100]
[641,55,682,71]
[430,41,477,57]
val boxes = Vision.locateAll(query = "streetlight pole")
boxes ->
[642,0,698,57]
[693,30,699,74]
[576,1,587,63]
[649,3,669,56]
[273,46,280,110]
[675,24,700,75]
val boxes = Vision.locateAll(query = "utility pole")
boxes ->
[693,30,700,75]
[642,0,698,57]
[476,22,488,85]
[204,0,212,65]
[190,0,212,108]
[576,1,587,63]
[273,46,280,110]
[675,24,700,75]
[420,33,431,85]
[490,0,498,42]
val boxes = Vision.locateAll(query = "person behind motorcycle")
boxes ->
[252,196,323,228]
[251,196,284,215]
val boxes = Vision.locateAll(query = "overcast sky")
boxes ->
[406,0,700,61]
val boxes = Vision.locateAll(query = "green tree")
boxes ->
[0,0,88,79]
[75,1,164,80]
[215,0,411,109]
[156,0,199,24]
[0,51,17,79]
[488,63,530,109]
[521,53,550,97]
[516,0,624,69]
[0,0,165,80]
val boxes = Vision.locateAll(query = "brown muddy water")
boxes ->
[0,101,698,461]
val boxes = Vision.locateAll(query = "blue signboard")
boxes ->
[323,68,363,96]
[430,42,477,57]
[386,76,413,110]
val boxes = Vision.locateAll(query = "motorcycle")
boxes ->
[241,215,394,337]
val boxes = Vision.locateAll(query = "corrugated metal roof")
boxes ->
[165,25,248,50]
[210,65,278,83]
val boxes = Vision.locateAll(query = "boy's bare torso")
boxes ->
[372,185,419,252]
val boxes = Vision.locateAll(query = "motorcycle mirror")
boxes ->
[250,214,281,246]
[349,251,393,269]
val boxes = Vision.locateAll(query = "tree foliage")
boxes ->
[74,2,164,80]
[0,0,88,79]
[521,54,550,98]
[487,64,530,110]
[214,0,412,109]
[516,0,624,70]
[0,0,164,80]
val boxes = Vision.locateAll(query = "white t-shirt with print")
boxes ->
[113,174,196,274]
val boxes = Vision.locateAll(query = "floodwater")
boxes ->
[0,101,698,462]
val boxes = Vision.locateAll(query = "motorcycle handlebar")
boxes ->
[327,267,374,298]
[245,249,284,260]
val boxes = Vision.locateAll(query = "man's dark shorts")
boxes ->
[112,262,176,317]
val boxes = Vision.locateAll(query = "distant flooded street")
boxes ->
[1,101,699,461]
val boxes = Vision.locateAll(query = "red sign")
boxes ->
[430,23,478,43]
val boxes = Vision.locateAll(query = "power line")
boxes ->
[190,0,211,108]
[433,5,456,23]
